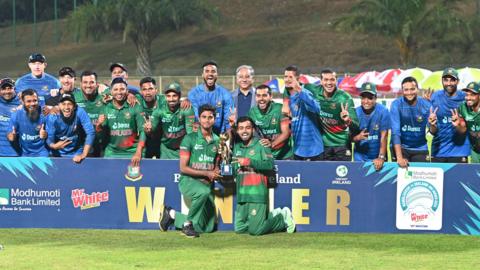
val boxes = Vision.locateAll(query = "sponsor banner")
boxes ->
[0,158,479,235]
[396,168,443,230]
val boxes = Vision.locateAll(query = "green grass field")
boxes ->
[0,229,478,270]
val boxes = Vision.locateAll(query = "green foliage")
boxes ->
[334,0,467,66]
[68,0,217,75]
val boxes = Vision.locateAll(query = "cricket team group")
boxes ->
[1,53,480,237]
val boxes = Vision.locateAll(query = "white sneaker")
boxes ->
[282,207,296,233]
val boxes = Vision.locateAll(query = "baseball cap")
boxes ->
[0,78,15,88]
[111,77,128,86]
[442,67,458,80]
[110,62,127,72]
[360,82,377,96]
[59,93,76,104]
[59,67,76,78]
[462,81,480,94]
[164,82,181,94]
[28,53,46,63]
[202,60,218,68]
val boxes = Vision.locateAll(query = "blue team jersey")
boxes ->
[9,107,48,157]
[0,96,22,156]
[188,84,233,134]
[46,107,95,157]
[390,96,431,151]
[354,103,391,161]
[430,90,470,157]
[289,88,323,157]
[15,72,61,106]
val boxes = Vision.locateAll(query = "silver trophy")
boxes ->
[218,132,232,176]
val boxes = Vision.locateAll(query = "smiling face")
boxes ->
[360,93,376,111]
[321,72,337,94]
[0,85,15,101]
[81,75,98,96]
[22,93,40,120]
[465,90,480,108]
[402,81,418,103]
[442,76,458,95]
[202,65,218,88]
[59,100,75,118]
[60,75,75,93]
[111,82,128,102]
[236,68,253,91]
[165,91,180,110]
[237,119,254,143]
[255,87,272,111]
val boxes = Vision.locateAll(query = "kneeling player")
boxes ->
[233,116,295,235]
[158,104,221,238]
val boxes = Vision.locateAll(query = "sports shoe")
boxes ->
[282,207,296,233]
[182,223,199,238]
[158,204,174,231]
[270,207,282,217]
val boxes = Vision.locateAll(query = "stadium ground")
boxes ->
[0,229,478,269]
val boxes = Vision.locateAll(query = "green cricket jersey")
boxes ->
[101,102,146,157]
[151,106,195,159]
[137,94,167,116]
[138,94,167,158]
[304,84,359,147]
[248,102,293,160]
[233,138,274,204]
[73,89,106,152]
[458,103,480,152]
[179,130,219,183]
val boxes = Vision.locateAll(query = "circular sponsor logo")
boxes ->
[336,165,348,177]
[399,181,439,211]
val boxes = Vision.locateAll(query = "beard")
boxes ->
[27,107,40,121]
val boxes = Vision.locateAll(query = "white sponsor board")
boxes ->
[396,167,444,230]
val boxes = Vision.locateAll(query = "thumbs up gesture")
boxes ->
[39,124,47,139]
[7,126,16,142]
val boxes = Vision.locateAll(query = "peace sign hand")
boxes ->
[451,108,461,127]
[428,107,438,126]
[423,88,433,101]
[340,103,351,123]
[143,115,153,133]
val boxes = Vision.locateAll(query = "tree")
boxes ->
[68,0,216,75]
[334,0,466,66]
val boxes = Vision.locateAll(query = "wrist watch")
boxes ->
[378,154,386,161]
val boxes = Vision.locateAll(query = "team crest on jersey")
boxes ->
[96,101,103,107]
[249,149,255,156]
[124,112,131,119]
[373,124,379,131]
[50,88,59,97]
[42,85,49,91]
[35,124,41,131]
[211,146,217,152]
[251,209,257,216]
[216,101,222,107]
[330,103,336,109]
[271,118,276,125]
[416,115,423,123]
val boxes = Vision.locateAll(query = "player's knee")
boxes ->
[248,227,263,236]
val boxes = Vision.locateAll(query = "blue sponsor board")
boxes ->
[0,158,479,235]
